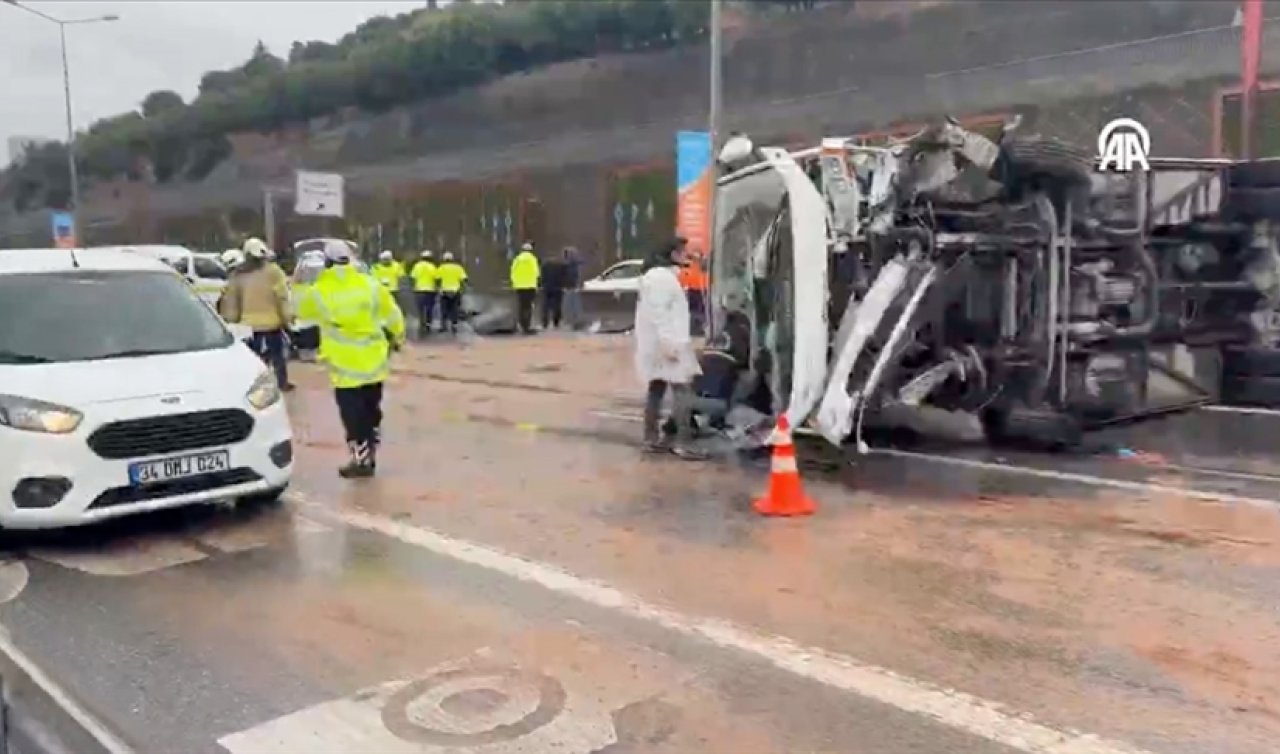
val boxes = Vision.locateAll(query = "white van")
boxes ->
[92,244,228,307]
[0,248,293,529]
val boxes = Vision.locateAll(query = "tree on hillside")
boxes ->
[2,0,714,213]
[141,90,185,118]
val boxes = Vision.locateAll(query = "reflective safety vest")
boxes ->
[510,251,540,290]
[679,260,708,291]
[373,260,405,290]
[411,260,438,292]
[436,262,468,293]
[295,264,406,388]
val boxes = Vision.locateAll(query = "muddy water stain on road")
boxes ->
[282,361,1280,754]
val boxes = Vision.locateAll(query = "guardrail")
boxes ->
[0,631,134,754]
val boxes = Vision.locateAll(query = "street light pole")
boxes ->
[3,1,118,245]
[701,0,723,334]
[58,23,82,243]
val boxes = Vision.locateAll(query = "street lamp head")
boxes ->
[101,14,120,21]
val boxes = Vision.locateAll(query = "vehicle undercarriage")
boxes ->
[703,119,1280,449]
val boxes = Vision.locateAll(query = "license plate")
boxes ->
[129,450,230,486]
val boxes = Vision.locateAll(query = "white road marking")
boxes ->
[0,561,28,604]
[590,410,1280,509]
[1202,404,1280,417]
[872,448,1280,510]
[0,627,135,754]
[220,645,663,754]
[292,495,1153,754]
[29,539,208,577]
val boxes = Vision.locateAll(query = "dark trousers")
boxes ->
[644,379,695,445]
[686,289,706,337]
[516,288,537,333]
[415,291,437,334]
[334,382,384,447]
[250,329,289,388]
[440,292,462,332]
[541,288,564,329]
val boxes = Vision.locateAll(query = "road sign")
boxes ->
[50,211,75,248]
[294,171,345,217]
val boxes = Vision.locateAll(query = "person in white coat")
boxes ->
[634,237,706,459]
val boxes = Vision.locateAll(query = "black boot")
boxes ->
[338,441,375,479]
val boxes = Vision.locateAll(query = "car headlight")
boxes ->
[0,394,83,434]
[246,371,281,411]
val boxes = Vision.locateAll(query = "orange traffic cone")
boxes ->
[753,416,817,517]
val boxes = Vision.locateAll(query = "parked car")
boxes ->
[0,247,293,528]
[583,259,644,293]
[92,244,228,308]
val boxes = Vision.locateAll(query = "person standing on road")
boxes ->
[562,246,584,331]
[540,250,568,330]
[295,240,406,479]
[411,250,439,338]
[373,250,406,291]
[220,238,294,392]
[510,242,541,335]
[216,249,246,315]
[436,251,468,335]
[635,236,705,459]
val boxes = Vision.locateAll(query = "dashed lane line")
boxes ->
[292,494,1154,754]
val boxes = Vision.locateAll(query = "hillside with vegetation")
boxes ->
[3,0,808,214]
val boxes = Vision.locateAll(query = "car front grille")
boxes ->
[87,409,255,460]
[88,468,262,510]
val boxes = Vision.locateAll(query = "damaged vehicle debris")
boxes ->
[698,118,1280,450]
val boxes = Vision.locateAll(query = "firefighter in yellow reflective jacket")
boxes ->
[373,250,406,290]
[510,242,540,334]
[296,240,406,478]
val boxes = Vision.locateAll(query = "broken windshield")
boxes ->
[711,167,786,345]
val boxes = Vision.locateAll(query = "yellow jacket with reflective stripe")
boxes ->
[410,260,438,292]
[509,251,540,290]
[436,262,468,293]
[295,264,406,388]
[218,263,289,331]
[373,260,405,290]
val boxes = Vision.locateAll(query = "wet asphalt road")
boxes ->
[3,334,1280,754]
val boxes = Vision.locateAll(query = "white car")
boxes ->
[0,248,293,529]
[90,244,229,308]
[583,259,644,293]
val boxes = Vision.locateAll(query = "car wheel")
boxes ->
[995,135,1094,187]
[1220,375,1280,407]
[239,485,287,509]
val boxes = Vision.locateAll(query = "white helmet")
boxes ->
[521,242,533,252]
[220,249,245,269]
[420,249,434,258]
[379,250,393,261]
[243,237,270,259]
[442,252,455,261]
[323,239,352,263]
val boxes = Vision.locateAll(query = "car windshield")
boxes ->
[602,263,642,280]
[0,270,232,364]
[292,253,326,285]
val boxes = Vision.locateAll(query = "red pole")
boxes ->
[1240,0,1263,159]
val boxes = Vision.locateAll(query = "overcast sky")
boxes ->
[0,1,427,162]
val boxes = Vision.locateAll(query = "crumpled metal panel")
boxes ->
[759,147,829,429]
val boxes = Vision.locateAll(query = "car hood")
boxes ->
[0,344,263,407]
